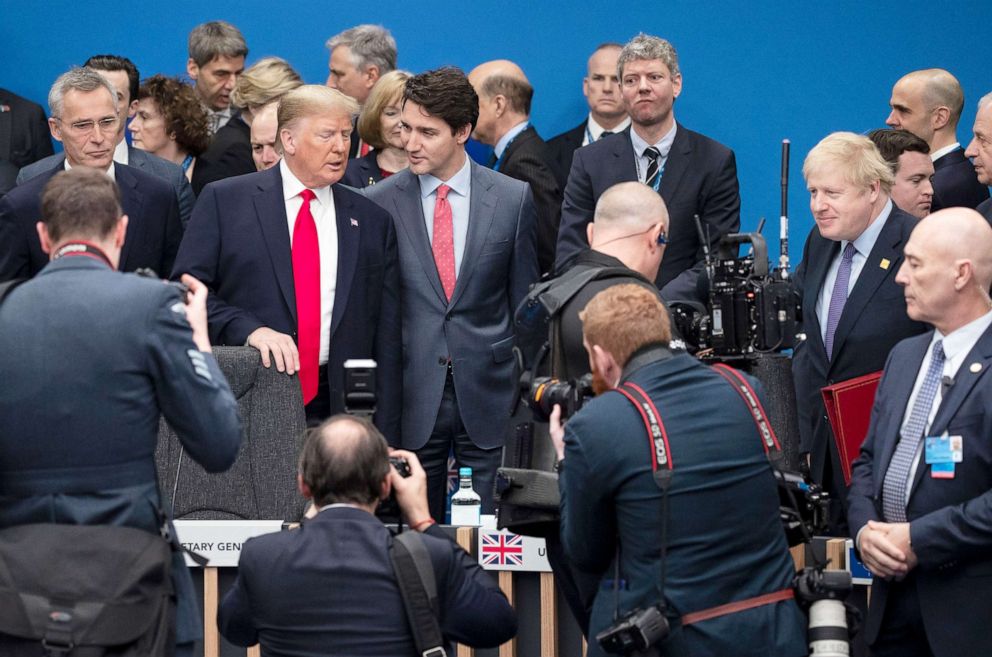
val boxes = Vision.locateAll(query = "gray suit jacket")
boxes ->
[365,160,538,449]
[17,145,194,227]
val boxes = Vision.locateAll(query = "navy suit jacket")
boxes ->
[976,197,992,224]
[560,354,807,657]
[218,507,516,655]
[0,257,241,644]
[171,165,402,440]
[191,115,254,196]
[340,150,385,189]
[365,161,538,450]
[499,125,562,275]
[848,326,992,656]
[0,87,53,170]
[929,146,989,212]
[545,120,585,192]
[0,159,182,281]
[18,146,195,228]
[556,124,740,302]
[792,205,928,488]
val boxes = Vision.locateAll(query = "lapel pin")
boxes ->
[879,258,890,270]
[350,218,358,227]
[970,362,982,373]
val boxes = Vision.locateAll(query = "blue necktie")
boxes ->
[643,146,661,191]
[881,340,945,522]
[824,243,856,358]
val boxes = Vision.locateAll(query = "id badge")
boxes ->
[925,432,961,479]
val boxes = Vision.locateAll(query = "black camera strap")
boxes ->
[389,531,447,657]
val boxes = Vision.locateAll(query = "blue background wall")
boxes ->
[2,0,990,257]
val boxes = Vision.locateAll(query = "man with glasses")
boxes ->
[555,33,740,304]
[0,67,181,280]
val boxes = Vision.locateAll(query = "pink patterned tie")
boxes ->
[432,184,456,300]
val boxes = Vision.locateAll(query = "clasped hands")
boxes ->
[858,520,918,580]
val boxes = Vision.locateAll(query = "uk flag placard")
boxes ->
[476,517,551,572]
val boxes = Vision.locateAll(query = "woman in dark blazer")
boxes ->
[341,70,411,188]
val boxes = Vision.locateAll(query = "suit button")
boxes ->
[438,357,447,365]
[445,313,452,322]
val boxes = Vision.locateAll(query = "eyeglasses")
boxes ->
[55,116,118,135]
[594,223,668,248]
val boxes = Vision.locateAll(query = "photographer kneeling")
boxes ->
[550,284,806,657]
[219,415,517,656]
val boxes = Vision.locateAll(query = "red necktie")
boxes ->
[359,139,371,158]
[432,184,456,300]
[292,189,320,404]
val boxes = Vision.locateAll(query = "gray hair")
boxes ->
[617,33,680,79]
[325,24,397,75]
[48,67,118,119]
[188,20,248,67]
[978,92,992,112]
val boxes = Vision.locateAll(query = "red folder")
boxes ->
[821,371,883,485]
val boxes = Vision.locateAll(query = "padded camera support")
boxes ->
[156,346,308,521]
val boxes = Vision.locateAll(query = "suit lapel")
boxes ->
[252,167,296,322]
[874,336,929,496]
[449,161,496,308]
[658,123,690,205]
[829,212,904,367]
[805,236,839,362]
[392,172,446,303]
[115,163,142,270]
[908,325,992,497]
[329,185,359,338]
[611,128,639,185]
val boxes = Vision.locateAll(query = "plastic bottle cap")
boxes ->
[458,467,473,476]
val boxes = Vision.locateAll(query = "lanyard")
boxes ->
[52,242,113,268]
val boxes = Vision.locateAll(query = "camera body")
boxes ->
[526,373,594,422]
[389,456,411,478]
[669,233,800,357]
[793,565,852,606]
[595,605,670,655]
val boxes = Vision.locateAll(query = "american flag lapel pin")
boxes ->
[350,218,358,227]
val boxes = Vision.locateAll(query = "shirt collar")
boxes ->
[419,154,471,199]
[280,159,333,207]
[587,114,631,142]
[934,308,992,361]
[64,158,116,182]
[845,199,892,256]
[929,142,960,162]
[494,120,529,159]
[113,138,128,165]
[630,121,678,159]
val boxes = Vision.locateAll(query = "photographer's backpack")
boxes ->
[497,264,645,537]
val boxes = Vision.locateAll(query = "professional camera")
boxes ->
[596,605,669,656]
[343,359,377,418]
[777,470,830,546]
[389,456,411,478]
[793,565,859,657]
[668,230,800,357]
[526,373,594,422]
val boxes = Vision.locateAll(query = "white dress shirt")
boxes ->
[929,142,961,162]
[582,115,631,146]
[114,138,129,165]
[280,160,338,365]
[815,200,893,342]
[65,159,115,182]
[494,121,529,160]
[419,155,472,276]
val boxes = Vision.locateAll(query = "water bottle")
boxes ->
[449,467,482,526]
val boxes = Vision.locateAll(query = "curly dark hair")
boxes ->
[136,75,211,156]
[403,66,478,134]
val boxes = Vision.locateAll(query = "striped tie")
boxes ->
[643,146,661,189]
[881,340,945,522]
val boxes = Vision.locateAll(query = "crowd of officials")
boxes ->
[1,18,992,657]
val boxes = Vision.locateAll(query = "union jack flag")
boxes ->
[481,533,524,566]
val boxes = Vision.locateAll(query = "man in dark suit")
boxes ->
[556,34,740,303]
[0,167,242,657]
[848,208,992,657]
[187,21,247,135]
[0,67,182,281]
[468,59,561,274]
[219,415,516,655]
[172,85,401,436]
[550,284,806,657]
[868,128,935,219]
[546,43,629,191]
[0,86,54,193]
[886,69,989,212]
[17,54,195,227]
[793,132,928,532]
[365,67,538,521]
[965,92,992,225]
